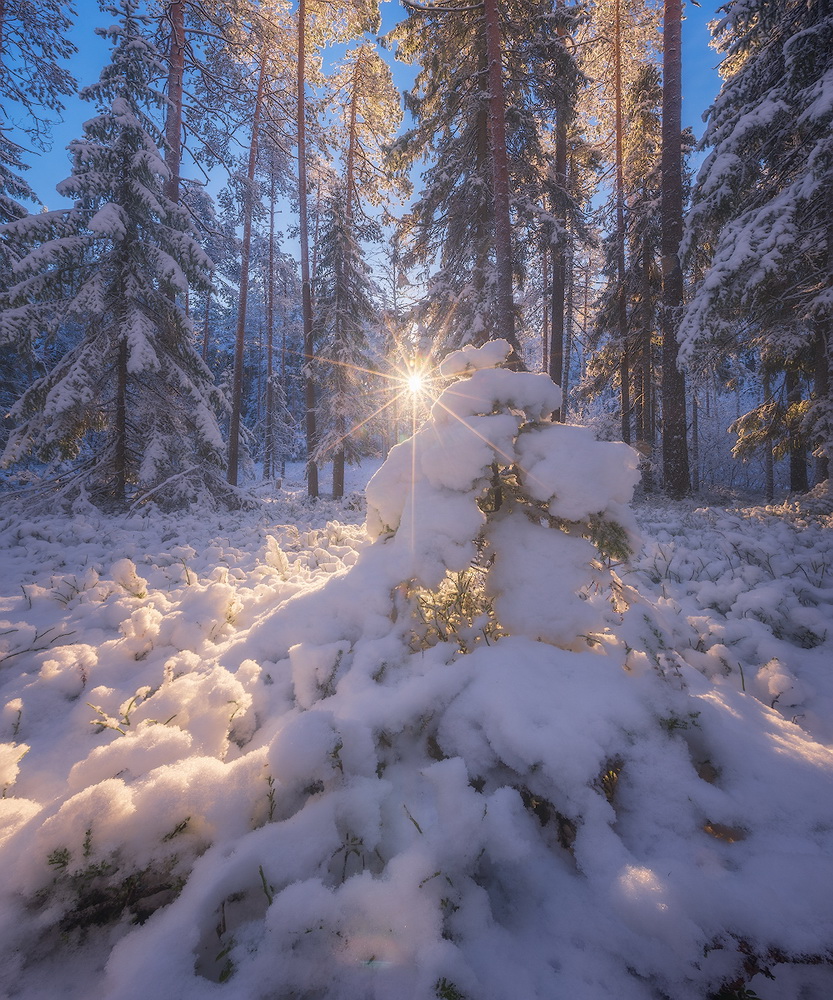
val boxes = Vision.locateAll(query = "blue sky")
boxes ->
[21,1,723,210]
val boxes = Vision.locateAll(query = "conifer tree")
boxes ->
[682,0,833,488]
[312,183,378,495]
[387,0,583,358]
[0,0,232,510]
[578,0,660,445]
[314,42,402,497]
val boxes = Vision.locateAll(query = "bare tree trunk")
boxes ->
[483,0,518,353]
[691,390,699,493]
[331,53,363,500]
[541,246,549,373]
[264,173,277,482]
[613,0,630,444]
[281,275,288,479]
[815,328,831,486]
[163,0,185,205]
[640,239,655,493]
[660,0,690,497]
[115,339,128,502]
[563,239,574,420]
[763,366,774,502]
[201,284,211,362]
[786,367,809,492]
[549,110,567,417]
[298,0,318,497]
[227,51,268,487]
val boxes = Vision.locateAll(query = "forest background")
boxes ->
[0,0,830,509]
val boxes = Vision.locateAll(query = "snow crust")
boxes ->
[0,347,832,1000]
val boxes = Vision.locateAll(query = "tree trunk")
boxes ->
[786,367,809,492]
[298,0,319,497]
[640,237,655,492]
[163,0,185,205]
[563,237,574,420]
[483,0,518,352]
[541,246,549,373]
[549,94,567,416]
[763,366,774,502]
[264,173,277,482]
[227,51,268,487]
[815,328,831,486]
[613,0,630,444]
[691,390,699,493]
[660,0,690,497]
[114,338,128,503]
[331,54,363,500]
[201,284,211,362]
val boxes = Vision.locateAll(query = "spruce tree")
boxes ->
[682,0,833,488]
[386,0,583,358]
[0,0,232,511]
[312,183,379,496]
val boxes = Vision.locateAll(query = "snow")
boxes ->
[1,347,832,1000]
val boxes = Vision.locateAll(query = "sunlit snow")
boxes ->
[0,346,832,1000]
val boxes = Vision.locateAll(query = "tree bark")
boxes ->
[763,366,774,502]
[264,172,277,482]
[613,0,630,444]
[660,0,690,497]
[114,338,128,503]
[640,238,655,492]
[298,0,319,497]
[786,366,809,492]
[227,51,268,487]
[482,0,518,352]
[541,245,549,374]
[163,0,185,205]
[549,95,567,414]
[331,52,363,500]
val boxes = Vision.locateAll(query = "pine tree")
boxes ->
[312,183,378,495]
[682,0,833,488]
[0,0,77,428]
[577,0,660,443]
[387,0,583,358]
[0,0,233,510]
[315,42,403,497]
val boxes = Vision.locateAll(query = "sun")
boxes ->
[406,371,425,394]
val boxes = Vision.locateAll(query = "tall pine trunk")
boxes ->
[163,0,184,206]
[331,52,364,500]
[659,0,689,497]
[264,173,277,482]
[298,0,319,498]
[227,52,268,486]
[114,338,128,503]
[786,367,809,492]
[549,103,566,417]
[613,0,630,444]
[763,365,774,502]
[483,0,518,353]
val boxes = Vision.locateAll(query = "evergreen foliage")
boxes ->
[0,0,233,510]
[312,184,379,474]
[682,0,833,481]
[386,0,584,357]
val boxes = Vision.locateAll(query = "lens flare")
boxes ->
[406,372,424,394]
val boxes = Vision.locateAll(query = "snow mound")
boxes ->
[0,350,832,1000]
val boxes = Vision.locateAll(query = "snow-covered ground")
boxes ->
[1,352,832,1000]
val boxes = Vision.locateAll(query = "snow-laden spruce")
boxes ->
[1,342,833,1000]
[0,1,232,511]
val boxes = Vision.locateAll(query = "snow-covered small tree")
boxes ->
[0,0,234,510]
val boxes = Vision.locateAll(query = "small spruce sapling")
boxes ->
[365,339,641,650]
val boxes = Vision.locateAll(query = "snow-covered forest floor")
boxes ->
[1,456,833,999]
